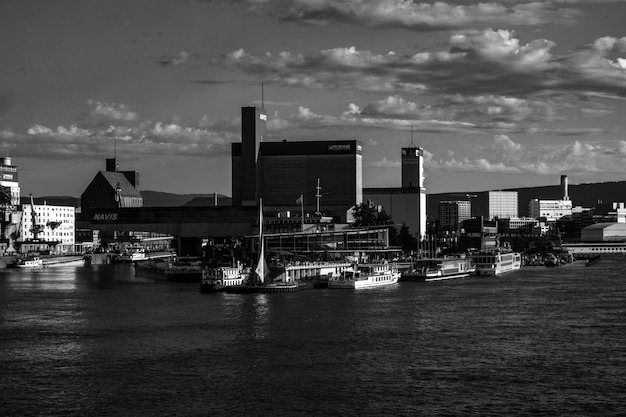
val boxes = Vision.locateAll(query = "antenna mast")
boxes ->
[315,178,321,215]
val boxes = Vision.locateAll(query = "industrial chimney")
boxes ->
[560,175,569,201]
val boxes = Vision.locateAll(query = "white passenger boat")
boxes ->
[401,256,475,282]
[16,256,44,268]
[200,263,250,293]
[471,250,522,276]
[328,262,400,289]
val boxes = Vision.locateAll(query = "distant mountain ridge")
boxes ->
[427,180,626,218]
[21,191,220,208]
[23,180,626,216]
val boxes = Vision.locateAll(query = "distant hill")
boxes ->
[24,180,626,214]
[21,191,217,208]
[140,190,215,207]
[427,180,626,218]
[21,196,81,207]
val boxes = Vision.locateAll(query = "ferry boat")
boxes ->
[16,255,44,268]
[401,256,475,282]
[200,263,249,292]
[471,250,522,276]
[328,262,400,289]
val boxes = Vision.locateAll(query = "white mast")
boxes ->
[254,198,268,284]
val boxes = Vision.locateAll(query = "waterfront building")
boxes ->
[256,140,363,222]
[592,202,626,223]
[80,158,143,219]
[0,157,20,208]
[0,156,21,253]
[474,191,518,220]
[528,174,573,222]
[20,203,75,245]
[499,217,543,234]
[231,106,362,222]
[364,144,427,239]
[439,200,471,232]
[232,106,267,206]
[581,223,626,242]
[529,198,573,222]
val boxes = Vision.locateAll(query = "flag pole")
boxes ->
[300,194,304,231]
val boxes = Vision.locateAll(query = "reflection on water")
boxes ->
[1,261,626,416]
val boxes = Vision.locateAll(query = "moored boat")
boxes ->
[200,263,249,292]
[328,262,400,289]
[16,255,44,268]
[471,250,522,276]
[164,257,202,283]
[401,256,475,282]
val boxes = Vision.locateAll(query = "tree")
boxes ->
[352,200,393,227]
[352,200,399,246]
[398,223,418,253]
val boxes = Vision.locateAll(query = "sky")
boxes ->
[2,0,626,198]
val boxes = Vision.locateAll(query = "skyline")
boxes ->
[2,1,626,198]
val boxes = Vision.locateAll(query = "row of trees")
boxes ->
[351,200,417,253]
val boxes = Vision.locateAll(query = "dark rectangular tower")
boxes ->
[232,106,267,206]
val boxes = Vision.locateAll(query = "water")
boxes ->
[1,260,626,416]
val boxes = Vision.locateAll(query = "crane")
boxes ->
[29,194,45,241]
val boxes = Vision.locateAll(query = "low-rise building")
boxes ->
[581,222,626,242]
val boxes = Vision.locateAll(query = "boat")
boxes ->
[217,198,299,294]
[200,263,249,292]
[471,250,522,276]
[112,247,149,263]
[16,255,44,268]
[328,262,400,289]
[401,256,475,282]
[269,261,351,289]
[163,257,203,283]
[134,256,202,282]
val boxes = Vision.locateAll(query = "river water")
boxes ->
[1,259,625,416]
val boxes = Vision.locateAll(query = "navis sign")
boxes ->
[92,213,119,222]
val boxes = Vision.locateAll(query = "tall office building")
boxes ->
[474,191,518,220]
[364,145,427,239]
[439,200,471,232]
[232,106,267,206]
[257,140,363,220]
[401,146,424,188]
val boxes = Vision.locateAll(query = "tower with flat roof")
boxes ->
[232,106,267,206]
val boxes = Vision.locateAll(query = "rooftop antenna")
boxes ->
[410,125,415,147]
[261,81,264,110]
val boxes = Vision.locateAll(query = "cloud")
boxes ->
[157,51,191,67]
[428,135,626,175]
[2,100,242,160]
[208,0,580,30]
[370,157,400,168]
[87,99,139,122]
[216,31,626,100]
